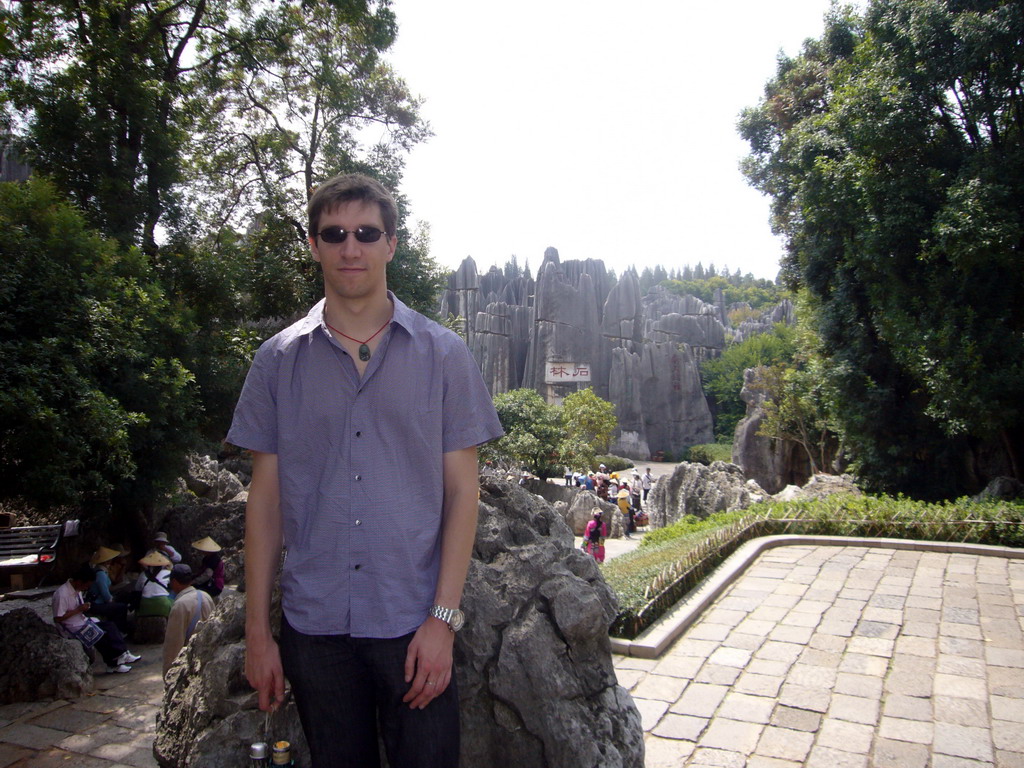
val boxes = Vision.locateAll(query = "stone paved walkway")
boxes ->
[615,544,1024,767]
[0,643,163,767]
[2,543,1022,767]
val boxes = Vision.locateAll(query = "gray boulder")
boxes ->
[772,474,862,502]
[0,608,92,703]
[972,476,1024,502]
[565,490,624,537]
[646,461,767,528]
[731,367,812,494]
[155,479,644,768]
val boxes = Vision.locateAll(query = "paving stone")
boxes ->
[770,704,820,732]
[884,669,933,697]
[932,722,994,761]
[838,652,888,676]
[941,622,983,640]
[614,667,644,690]
[878,715,933,745]
[736,619,780,636]
[754,725,814,762]
[70,694,133,715]
[936,654,987,677]
[721,632,765,652]
[931,756,997,768]
[6,747,111,768]
[990,667,1024,697]
[717,692,774,724]
[653,653,702,679]
[804,745,869,768]
[834,672,883,698]
[746,659,793,677]
[828,693,880,725]
[934,695,990,728]
[800,647,842,667]
[901,620,939,638]
[894,635,937,657]
[882,693,932,721]
[992,719,1024,752]
[0,723,73,750]
[847,636,895,657]
[643,734,696,767]
[613,655,659,671]
[769,625,814,644]
[933,673,988,700]
[632,673,688,702]
[631,697,670,731]
[671,683,729,718]
[707,647,752,669]
[110,704,159,732]
[651,712,707,741]
[0,743,33,768]
[733,672,783,697]
[987,647,1024,668]
[991,695,1024,723]
[786,664,836,690]
[995,750,1024,768]
[703,608,749,627]
[777,684,830,713]
[688,622,733,642]
[694,664,742,685]
[817,717,874,753]
[689,746,747,767]
[755,641,803,664]
[939,636,984,658]
[699,717,764,752]
[28,708,110,733]
[871,736,930,768]
[747,756,803,768]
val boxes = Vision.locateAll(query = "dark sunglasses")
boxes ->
[315,225,387,244]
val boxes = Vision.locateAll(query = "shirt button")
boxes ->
[356,431,362,437]
[354,564,361,570]
[355,519,362,526]
[355,474,361,481]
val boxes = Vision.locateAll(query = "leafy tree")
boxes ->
[559,387,617,470]
[740,0,1024,495]
[0,178,197,516]
[700,324,796,441]
[481,389,562,478]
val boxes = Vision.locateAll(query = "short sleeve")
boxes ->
[440,336,504,454]
[226,342,280,454]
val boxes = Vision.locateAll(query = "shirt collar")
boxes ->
[299,291,417,339]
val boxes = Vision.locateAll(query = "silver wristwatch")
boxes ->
[429,604,465,632]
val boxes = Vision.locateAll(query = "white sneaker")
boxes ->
[117,651,141,665]
[106,664,132,674]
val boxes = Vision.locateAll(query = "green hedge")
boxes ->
[603,494,1024,639]
[685,443,733,465]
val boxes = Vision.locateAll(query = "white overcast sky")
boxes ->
[384,0,841,282]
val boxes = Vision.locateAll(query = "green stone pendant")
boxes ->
[359,344,371,362]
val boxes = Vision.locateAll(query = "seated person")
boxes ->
[54,563,141,674]
[152,531,182,564]
[86,546,129,631]
[133,551,174,617]
[190,537,224,598]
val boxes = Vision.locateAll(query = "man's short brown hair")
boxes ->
[307,173,398,240]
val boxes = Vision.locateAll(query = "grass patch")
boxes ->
[604,493,1024,639]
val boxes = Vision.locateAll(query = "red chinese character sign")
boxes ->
[544,362,591,384]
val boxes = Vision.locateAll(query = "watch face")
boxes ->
[449,608,465,632]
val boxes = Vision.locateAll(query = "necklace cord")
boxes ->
[324,317,391,346]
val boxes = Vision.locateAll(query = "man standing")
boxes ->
[227,173,503,768]
[163,564,214,677]
[642,467,654,502]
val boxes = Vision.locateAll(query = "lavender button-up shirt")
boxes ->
[227,293,503,638]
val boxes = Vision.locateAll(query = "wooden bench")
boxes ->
[0,520,79,590]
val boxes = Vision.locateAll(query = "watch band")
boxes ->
[429,604,465,632]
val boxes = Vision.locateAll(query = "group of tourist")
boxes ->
[52,532,224,678]
[583,466,655,563]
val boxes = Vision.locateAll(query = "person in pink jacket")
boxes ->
[583,510,608,563]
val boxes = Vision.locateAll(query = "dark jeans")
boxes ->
[280,616,460,768]
[89,619,128,666]
[87,600,129,633]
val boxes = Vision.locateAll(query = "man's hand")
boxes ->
[402,617,455,710]
[245,633,286,712]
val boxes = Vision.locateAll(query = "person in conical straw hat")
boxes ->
[135,551,173,617]
[86,546,130,629]
[191,537,224,598]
